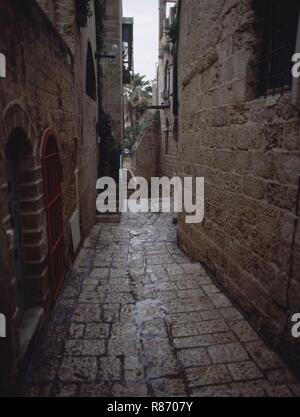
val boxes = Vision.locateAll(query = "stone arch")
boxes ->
[1,101,37,146]
[5,128,33,319]
[0,102,48,313]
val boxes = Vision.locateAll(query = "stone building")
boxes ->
[133,1,178,180]
[172,0,300,371]
[156,0,179,178]
[37,0,99,237]
[97,0,124,180]
[0,0,100,391]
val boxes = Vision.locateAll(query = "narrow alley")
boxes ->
[1,0,300,401]
[22,210,299,397]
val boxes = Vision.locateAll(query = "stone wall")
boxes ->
[158,115,178,178]
[157,0,178,178]
[35,0,98,238]
[132,116,160,182]
[100,0,123,173]
[176,0,300,369]
[0,0,98,389]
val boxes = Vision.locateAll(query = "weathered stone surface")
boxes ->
[151,378,186,397]
[178,348,211,368]
[227,361,263,381]
[85,323,111,339]
[174,0,300,370]
[99,357,122,382]
[208,343,249,364]
[0,0,98,388]
[58,357,98,383]
[22,211,298,397]
[244,341,286,371]
[186,365,232,387]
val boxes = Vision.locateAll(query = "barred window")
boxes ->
[255,0,300,97]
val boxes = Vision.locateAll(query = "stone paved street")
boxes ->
[22,211,300,397]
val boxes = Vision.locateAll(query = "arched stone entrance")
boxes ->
[5,128,33,321]
[0,102,48,324]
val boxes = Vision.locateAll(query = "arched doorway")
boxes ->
[5,128,33,321]
[41,129,65,299]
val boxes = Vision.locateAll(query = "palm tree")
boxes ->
[124,73,152,129]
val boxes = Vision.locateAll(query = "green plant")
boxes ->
[124,125,141,151]
[124,73,152,128]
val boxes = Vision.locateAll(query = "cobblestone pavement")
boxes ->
[23,211,300,397]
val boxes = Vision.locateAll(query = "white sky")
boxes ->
[123,0,159,81]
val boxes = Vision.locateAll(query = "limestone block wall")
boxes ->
[79,2,98,237]
[132,117,160,183]
[176,0,300,369]
[158,113,178,178]
[0,0,97,388]
[101,0,123,148]
[157,0,178,178]
[36,0,98,240]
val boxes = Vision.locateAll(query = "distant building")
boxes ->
[97,0,127,181]
[156,0,179,178]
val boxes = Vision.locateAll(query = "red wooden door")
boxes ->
[41,129,65,298]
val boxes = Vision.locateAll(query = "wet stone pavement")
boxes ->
[23,211,300,397]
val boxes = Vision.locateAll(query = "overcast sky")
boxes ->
[123,0,158,81]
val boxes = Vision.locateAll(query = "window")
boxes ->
[255,0,300,97]
[86,42,96,100]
